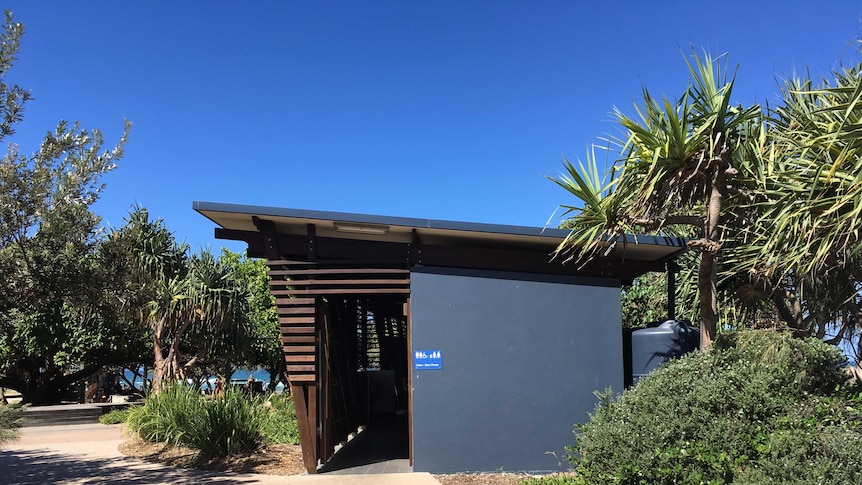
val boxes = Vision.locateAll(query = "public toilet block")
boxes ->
[194,201,687,474]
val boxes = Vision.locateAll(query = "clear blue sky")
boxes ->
[5,1,861,252]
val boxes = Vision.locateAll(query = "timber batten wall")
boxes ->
[266,259,410,473]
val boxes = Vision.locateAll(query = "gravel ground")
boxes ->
[434,472,532,484]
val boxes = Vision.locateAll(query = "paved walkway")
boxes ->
[1,424,440,485]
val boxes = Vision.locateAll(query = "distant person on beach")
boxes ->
[244,374,254,396]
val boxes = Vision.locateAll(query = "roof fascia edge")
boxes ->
[193,201,690,250]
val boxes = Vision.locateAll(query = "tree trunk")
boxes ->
[152,334,167,394]
[151,316,195,394]
[768,285,807,335]
[1,363,99,405]
[698,161,728,350]
[152,340,182,393]
[698,250,718,349]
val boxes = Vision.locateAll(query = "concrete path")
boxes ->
[1,424,440,485]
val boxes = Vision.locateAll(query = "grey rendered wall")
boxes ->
[410,267,622,473]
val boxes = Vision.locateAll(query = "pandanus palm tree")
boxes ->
[118,208,250,393]
[728,54,862,345]
[550,52,761,349]
[147,251,250,392]
[740,60,862,279]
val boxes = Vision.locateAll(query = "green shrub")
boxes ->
[565,331,862,485]
[127,384,264,458]
[196,387,265,457]
[259,393,300,445]
[0,403,24,445]
[99,407,133,425]
[128,383,204,446]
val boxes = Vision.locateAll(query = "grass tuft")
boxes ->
[0,403,25,446]
[99,407,134,425]
[127,384,299,458]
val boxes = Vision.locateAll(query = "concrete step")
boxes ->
[22,403,131,427]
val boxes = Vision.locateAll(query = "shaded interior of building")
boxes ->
[315,295,410,472]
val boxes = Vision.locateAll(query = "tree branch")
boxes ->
[688,238,722,254]
[765,282,806,333]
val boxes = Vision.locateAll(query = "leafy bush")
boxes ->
[564,331,862,484]
[127,384,264,458]
[259,393,300,445]
[0,404,24,445]
[99,407,133,425]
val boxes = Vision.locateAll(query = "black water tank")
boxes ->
[630,320,699,385]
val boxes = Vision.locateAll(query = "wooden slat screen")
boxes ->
[265,260,411,385]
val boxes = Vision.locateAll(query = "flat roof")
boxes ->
[196,201,588,239]
[194,201,687,278]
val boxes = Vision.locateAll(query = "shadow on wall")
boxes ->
[625,320,700,387]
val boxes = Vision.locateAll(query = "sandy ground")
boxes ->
[5,422,561,484]
[2,424,441,484]
[12,423,125,445]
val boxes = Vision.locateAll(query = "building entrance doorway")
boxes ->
[317,296,410,473]
[266,260,411,473]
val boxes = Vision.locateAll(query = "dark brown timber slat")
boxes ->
[282,326,316,334]
[275,300,315,308]
[268,267,409,276]
[282,335,316,343]
[307,385,318,470]
[270,278,410,287]
[285,354,316,362]
[273,297,315,305]
[277,306,317,315]
[288,374,317,382]
[272,288,410,295]
[287,365,316,372]
[290,383,317,474]
[284,345,316,353]
[278,316,316,325]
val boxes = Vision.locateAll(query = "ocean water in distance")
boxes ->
[123,367,284,393]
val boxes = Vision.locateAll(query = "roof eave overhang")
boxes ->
[194,201,687,281]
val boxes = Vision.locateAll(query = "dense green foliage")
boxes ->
[552,49,862,353]
[621,272,668,328]
[564,332,862,484]
[259,393,301,445]
[0,403,24,445]
[219,250,283,389]
[0,11,136,403]
[98,407,133,425]
[127,384,299,457]
[0,13,280,403]
[195,387,266,457]
[551,51,761,347]
[128,384,264,458]
[99,209,264,393]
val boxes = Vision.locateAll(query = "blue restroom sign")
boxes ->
[414,350,442,370]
